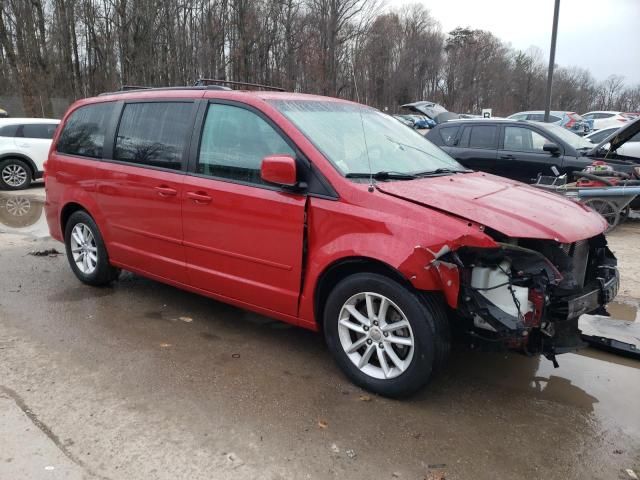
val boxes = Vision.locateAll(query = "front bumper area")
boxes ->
[449,234,619,357]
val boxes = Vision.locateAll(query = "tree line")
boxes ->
[1,0,638,118]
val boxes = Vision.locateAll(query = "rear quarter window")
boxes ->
[0,124,19,137]
[438,126,459,146]
[57,102,115,158]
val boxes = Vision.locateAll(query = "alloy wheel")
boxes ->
[2,163,28,188]
[70,223,98,274]
[337,292,415,380]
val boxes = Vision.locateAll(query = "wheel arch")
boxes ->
[0,153,38,178]
[313,256,412,331]
[60,202,91,234]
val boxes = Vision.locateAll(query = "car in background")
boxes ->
[393,114,415,128]
[426,118,638,184]
[400,101,447,121]
[507,110,591,135]
[393,114,435,130]
[584,126,620,145]
[581,111,629,131]
[0,118,60,190]
[588,117,640,160]
[407,115,435,129]
[0,108,8,118]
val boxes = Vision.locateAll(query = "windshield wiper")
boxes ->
[415,167,472,176]
[345,171,417,180]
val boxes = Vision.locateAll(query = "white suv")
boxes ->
[0,118,60,190]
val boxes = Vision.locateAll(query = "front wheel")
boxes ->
[323,273,449,398]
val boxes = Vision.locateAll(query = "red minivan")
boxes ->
[45,85,619,397]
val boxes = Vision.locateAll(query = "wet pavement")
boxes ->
[1,186,639,479]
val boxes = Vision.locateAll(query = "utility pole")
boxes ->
[544,0,560,122]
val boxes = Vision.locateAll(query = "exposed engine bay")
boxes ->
[441,234,619,365]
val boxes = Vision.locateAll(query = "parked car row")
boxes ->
[507,111,592,135]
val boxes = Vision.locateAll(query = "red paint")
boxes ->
[376,173,607,243]
[45,89,609,331]
[525,289,545,328]
[260,155,297,186]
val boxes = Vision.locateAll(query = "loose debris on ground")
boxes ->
[28,248,61,257]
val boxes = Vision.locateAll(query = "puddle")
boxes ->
[0,193,48,237]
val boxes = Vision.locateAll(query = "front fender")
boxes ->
[298,198,497,327]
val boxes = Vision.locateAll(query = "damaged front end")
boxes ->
[443,234,619,365]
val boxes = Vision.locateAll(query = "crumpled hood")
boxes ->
[377,172,607,243]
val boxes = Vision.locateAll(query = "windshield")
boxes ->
[269,100,464,176]
[538,123,593,150]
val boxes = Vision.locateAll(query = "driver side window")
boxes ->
[197,104,295,185]
[503,127,551,153]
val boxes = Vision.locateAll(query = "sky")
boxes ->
[386,0,640,84]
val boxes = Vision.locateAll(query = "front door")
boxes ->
[95,101,196,283]
[498,125,561,183]
[182,102,306,317]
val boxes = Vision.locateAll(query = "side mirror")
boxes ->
[543,142,560,155]
[260,155,297,187]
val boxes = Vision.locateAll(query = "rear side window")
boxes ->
[21,123,58,139]
[0,124,19,137]
[468,126,497,149]
[438,126,459,146]
[114,102,192,171]
[197,103,294,185]
[58,103,114,158]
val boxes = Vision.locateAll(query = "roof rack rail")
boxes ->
[98,85,232,96]
[194,78,285,92]
[120,85,153,91]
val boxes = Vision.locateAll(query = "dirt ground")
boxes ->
[1,185,639,480]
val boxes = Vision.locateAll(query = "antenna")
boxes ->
[350,57,374,193]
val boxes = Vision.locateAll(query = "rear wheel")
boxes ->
[323,273,449,397]
[64,210,119,286]
[0,158,31,190]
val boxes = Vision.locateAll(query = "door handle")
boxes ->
[500,154,515,159]
[155,185,177,197]
[186,191,212,204]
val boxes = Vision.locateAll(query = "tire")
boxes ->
[64,210,119,286]
[0,158,32,190]
[323,273,450,398]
